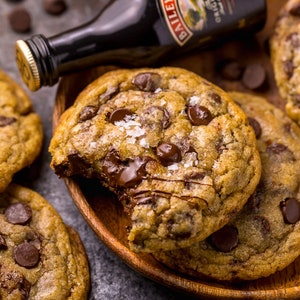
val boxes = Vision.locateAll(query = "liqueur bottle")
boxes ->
[15,0,266,91]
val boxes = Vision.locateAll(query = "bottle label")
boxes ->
[159,0,241,46]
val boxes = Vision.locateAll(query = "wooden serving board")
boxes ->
[53,1,300,298]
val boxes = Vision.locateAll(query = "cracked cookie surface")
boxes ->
[270,0,300,125]
[49,67,261,253]
[154,92,300,281]
[0,69,43,192]
[0,184,90,299]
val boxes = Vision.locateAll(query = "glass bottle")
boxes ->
[15,0,266,91]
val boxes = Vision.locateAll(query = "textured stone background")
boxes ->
[0,1,186,299]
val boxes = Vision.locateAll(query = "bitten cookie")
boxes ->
[0,69,43,192]
[154,92,300,281]
[0,184,90,299]
[270,0,300,124]
[49,67,261,253]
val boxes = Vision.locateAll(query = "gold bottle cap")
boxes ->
[15,40,40,92]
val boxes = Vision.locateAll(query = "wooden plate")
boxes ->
[52,1,300,298]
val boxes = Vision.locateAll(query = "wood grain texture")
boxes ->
[52,1,300,298]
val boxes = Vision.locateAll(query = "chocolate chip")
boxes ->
[284,60,294,79]
[266,142,288,154]
[246,189,263,212]
[14,242,40,268]
[253,215,270,237]
[132,72,161,92]
[156,142,182,166]
[215,138,227,154]
[209,225,238,252]
[0,234,7,250]
[181,140,197,156]
[166,212,193,239]
[242,63,267,90]
[116,157,151,188]
[289,3,300,16]
[286,32,300,48]
[280,198,300,224]
[0,115,17,127]
[5,203,32,225]
[141,106,170,129]
[100,85,119,101]
[219,59,243,80]
[78,105,99,122]
[187,105,213,126]
[248,117,262,138]
[109,108,135,123]
[209,92,222,104]
[43,0,67,15]
[8,8,31,33]
[184,172,206,189]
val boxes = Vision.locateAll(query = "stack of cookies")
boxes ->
[0,69,90,298]
[49,0,300,283]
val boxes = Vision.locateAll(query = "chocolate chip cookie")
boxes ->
[0,69,43,192]
[270,0,300,124]
[154,92,300,281]
[49,67,261,253]
[0,183,90,299]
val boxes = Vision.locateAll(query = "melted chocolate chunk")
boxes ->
[132,72,161,92]
[14,242,40,268]
[141,106,170,129]
[102,150,121,185]
[156,142,182,166]
[289,3,300,16]
[248,117,262,138]
[242,63,267,90]
[109,108,135,123]
[116,157,151,188]
[284,60,294,79]
[0,234,7,250]
[78,105,99,122]
[0,115,17,127]
[187,105,213,126]
[66,152,94,176]
[5,203,32,225]
[209,225,239,252]
[280,197,300,224]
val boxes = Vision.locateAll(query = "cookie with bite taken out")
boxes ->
[49,67,261,253]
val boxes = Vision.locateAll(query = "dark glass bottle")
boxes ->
[15,0,266,91]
